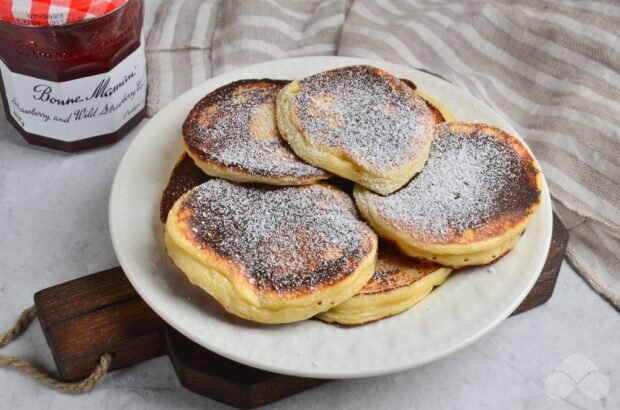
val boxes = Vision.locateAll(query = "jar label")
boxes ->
[0,41,146,142]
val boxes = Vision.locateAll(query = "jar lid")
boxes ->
[0,0,128,26]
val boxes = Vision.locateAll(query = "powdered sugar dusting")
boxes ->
[294,65,433,170]
[184,80,327,179]
[182,180,375,293]
[364,124,540,243]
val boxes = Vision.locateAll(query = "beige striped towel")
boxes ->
[146,0,620,309]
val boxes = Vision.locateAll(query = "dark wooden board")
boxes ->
[33,213,568,407]
[165,328,328,409]
[512,212,567,315]
[35,267,166,381]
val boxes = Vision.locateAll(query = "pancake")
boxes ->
[276,65,436,195]
[400,78,453,124]
[165,179,378,324]
[422,95,447,124]
[160,153,210,223]
[316,244,452,325]
[354,122,542,268]
[159,157,445,326]
[183,79,330,185]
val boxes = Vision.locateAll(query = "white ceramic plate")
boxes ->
[109,57,552,379]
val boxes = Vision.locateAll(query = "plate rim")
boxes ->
[109,56,553,379]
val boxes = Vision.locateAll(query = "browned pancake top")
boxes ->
[362,123,541,245]
[160,154,209,223]
[293,65,435,171]
[175,180,376,294]
[183,79,328,180]
[358,244,442,296]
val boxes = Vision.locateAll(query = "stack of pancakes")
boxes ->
[162,65,542,326]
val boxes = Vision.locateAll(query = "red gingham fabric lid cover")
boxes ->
[0,0,128,26]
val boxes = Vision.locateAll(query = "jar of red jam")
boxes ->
[0,0,146,152]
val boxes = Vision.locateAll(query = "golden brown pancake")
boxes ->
[161,159,452,326]
[401,77,457,123]
[159,153,449,327]
[159,161,449,325]
[276,65,436,195]
[183,79,330,185]
[316,243,452,325]
[165,180,378,324]
[160,153,210,223]
[354,122,542,268]
[422,96,446,124]
[400,79,445,124]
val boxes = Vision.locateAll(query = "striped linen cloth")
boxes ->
[146,0,620,309]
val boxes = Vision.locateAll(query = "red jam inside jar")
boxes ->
[0,0,145,152]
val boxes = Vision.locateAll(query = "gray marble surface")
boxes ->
[1,1,618,409]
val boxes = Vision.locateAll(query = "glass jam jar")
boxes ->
[0,0,146,152]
